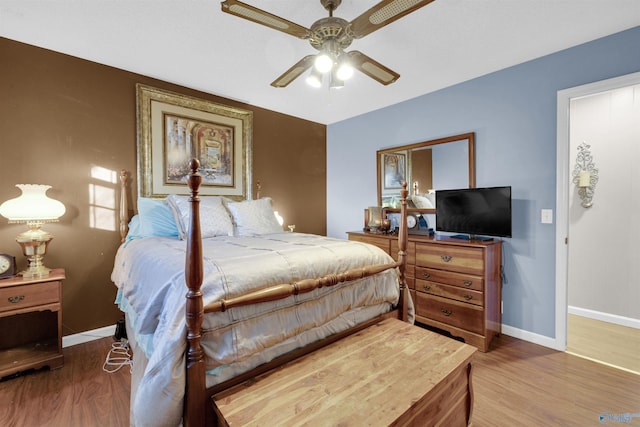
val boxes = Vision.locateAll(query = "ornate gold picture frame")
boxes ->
[136,84,252,200]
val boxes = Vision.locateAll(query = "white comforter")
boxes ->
[111,232,404,427]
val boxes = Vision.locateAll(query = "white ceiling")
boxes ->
[2,1,640,124]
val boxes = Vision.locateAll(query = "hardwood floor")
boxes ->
[473,335,639,426]
[567,313,640,375]
[0,338,130,427]
[1,333,638,426]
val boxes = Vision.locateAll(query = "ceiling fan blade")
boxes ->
[349,0,436,39]
[271,55,316,88]
[221,0,311,39]
[346,51,400,85]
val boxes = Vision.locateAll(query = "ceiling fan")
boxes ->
[221,0,436,88]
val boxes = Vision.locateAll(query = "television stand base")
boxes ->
[451,234,494,241]
[450,234,470,240]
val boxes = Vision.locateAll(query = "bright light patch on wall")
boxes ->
[91,165,118,184]
[89,165,117,231]
[274,210,284,226]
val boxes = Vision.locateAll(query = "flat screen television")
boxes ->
[435,186,512,240]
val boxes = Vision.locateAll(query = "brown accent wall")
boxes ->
[0,37,326,336]
[412,149,433,192]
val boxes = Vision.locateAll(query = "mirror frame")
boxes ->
[376,132,476,214]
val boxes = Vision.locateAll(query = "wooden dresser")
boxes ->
[348,232,502,352]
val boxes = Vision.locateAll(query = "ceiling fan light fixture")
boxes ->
[306,68,323,88]
[336,59,353,81]
[330,68,345,89]
[314,53,334,73]
[221,0,434,88]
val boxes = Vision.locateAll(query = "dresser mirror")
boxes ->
[377,132,476,214]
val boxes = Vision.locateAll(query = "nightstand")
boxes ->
[0,268,65,378]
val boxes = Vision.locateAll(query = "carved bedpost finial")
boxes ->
[189,158,200,176]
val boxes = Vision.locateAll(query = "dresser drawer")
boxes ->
[416,280,484,306]
[349,234,390,255]
[415,243,484,275]
[0,281,60,313]
[415,267,483,291]
[404,264,415,290]
[415,293,484,334]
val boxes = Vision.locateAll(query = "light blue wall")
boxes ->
[327,26,640,339]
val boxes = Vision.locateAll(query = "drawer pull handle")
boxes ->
[423,284,431,291]
[463,280,473,287]
[441,255,452,262]
[422,273,431,279]
[441,308,452,316]
[8,295,25,303]
[463,294,473,301]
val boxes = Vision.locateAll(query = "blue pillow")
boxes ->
[125,215,143,241]
[137,197,179,238]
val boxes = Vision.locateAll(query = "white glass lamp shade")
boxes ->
[0,184,65,223]
[306,68,323,88]
[330,68,344,89]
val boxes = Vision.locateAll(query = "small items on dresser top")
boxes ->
[0,253,17,279]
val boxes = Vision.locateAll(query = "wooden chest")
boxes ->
[212,318,476,426]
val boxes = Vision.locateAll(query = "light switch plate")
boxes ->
[541,209,553,224]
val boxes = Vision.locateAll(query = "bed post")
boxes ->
[397,182,409,322]
[119,169,128,243]
[184,159,206,427]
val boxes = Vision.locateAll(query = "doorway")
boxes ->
[556,72,640,373]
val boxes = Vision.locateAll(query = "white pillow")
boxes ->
[412,195,434,209]
[165,194,234,239]
[225,198,283,236]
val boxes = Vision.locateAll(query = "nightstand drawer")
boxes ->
[415,293,484,334]
[0,281,59,313]
[415,267,483,291]
[416,280,484,306]
[415,243,484,275]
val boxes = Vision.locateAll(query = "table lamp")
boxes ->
[0,184,66,278]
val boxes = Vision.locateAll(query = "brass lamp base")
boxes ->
[16,223,54,278]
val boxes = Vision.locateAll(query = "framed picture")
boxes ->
[382,152,406,190]
[136,84,252,199]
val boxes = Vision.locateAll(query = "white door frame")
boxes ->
[555,71,640,351]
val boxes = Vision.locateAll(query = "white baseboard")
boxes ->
[70,317,633,353]
[62,324,116,348]
[568,306,640,329]
[501,324,564,351]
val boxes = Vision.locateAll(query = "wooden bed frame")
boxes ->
[119,159,410,426]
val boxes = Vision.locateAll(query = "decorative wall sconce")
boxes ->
[572,142,599,208]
